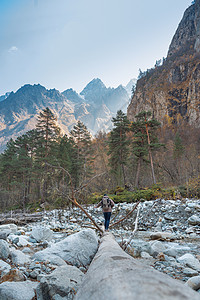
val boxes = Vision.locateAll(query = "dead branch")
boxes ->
[123,203,141,251]
[47,162,104,234]
[76,172,107,192]
[109,200,141,228]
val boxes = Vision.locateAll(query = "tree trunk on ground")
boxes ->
[75,233,200,300]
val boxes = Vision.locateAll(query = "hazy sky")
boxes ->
[0,0,192,95]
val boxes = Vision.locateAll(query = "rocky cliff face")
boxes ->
[0,79,130,152]
[127,0,200,126]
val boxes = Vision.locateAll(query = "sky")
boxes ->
[0,0,193,95]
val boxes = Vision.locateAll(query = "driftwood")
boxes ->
[0,214,43,225]
[75,232,200,300]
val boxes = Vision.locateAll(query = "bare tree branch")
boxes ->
[46,162,104,234]
[123,204,141,251]
[109,200,141,228]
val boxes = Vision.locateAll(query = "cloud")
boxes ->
[8,46,18,53]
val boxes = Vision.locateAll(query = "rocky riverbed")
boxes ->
[0,198,200,299]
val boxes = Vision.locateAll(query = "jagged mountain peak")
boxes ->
[80,78,106,96]
[0,79,130,152]
[62,88,83,103]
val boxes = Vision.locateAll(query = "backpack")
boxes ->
[102,196,111,209]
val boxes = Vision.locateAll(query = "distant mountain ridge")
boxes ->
[0,78,134,152]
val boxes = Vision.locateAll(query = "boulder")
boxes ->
[9,235,31,247]
[150,232,175,241]
[177,254,200,272]
[141,251,151,259]
[0,224,17,233]
[129,239,152,257]
[186,276,200,290]
[34,254,67,266]
[188,215,200,225]
[0,269,25,282]
[0,230,11,240]
[31,226,53,242]
[34,229,98,267]
[10,249,31,266]
[0,259,11,277]
[36,265,84,300]
[17,236,31,247]
[164,244,191,258]
[149,241,167,256]
[0,240,10,260]
[0,280,38,300]
[182,268,199,277]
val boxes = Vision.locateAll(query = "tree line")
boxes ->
[0,107,199,210]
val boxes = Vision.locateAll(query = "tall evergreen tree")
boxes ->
[131,111,163,187]
[35,107,61,201]
[70,121,93,188]
[108,110,130,186]
[36,107,61,157]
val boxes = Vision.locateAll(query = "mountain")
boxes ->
[0,79,129,152]
[0,92,10,102]
[127,0,200,127]
[124,79,137,97]
[62,78,129,133]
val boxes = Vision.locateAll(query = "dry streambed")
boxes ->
[0,198,200,299]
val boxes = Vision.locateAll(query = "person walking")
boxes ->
[95,194,114,231]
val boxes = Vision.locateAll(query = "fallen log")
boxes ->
[75,232,200,300]
[0,214,43,225]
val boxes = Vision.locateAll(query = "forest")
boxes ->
[0,107,200,211]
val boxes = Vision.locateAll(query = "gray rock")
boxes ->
[29,269,40,279]
[129,239,152,257]
[177,254,200,272]
[17,236,31,247]
[1,269,25,282]
[31,226,53,242]
[164,214,178,221]
[150,232,175,241]
[10,249,31,266]
[0,259,11,277]
[141,251,151,259]
[0,230,11,240]
[188,215,200,225]
[22,247,34,255]
[182,267,199,277]
[0,224,17,233]
[0,280,38,300]
[185,227,195,234]
[0,240,10,259]
[186,276,200,290]
[36,265,84,300]
[149,241,167,255]
[34,229,98,267]
[34,254,67,266]
[164,244,191,258]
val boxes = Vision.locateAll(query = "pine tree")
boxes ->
[0,139,18,190]
[35,107,61,201]
[131,111,163,187]
[108,110,130,186]
[70,121,93,188]
[36,107,61,157]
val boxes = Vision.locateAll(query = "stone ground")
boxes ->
[0,197,200,298]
